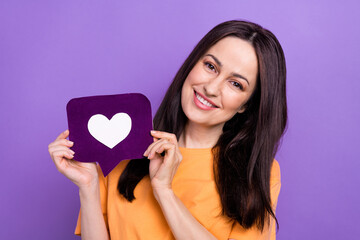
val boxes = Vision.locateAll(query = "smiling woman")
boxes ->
[49,20,287,240]
[180,36,258,130]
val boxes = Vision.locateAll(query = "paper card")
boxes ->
[66,93,153,176]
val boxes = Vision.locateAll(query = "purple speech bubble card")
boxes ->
[66,93,153,176]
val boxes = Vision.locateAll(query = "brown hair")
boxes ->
[118,20,287,231]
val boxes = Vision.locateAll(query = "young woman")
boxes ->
[48,20,287,240]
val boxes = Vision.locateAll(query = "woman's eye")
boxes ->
[231,81,243,90]
[205,62,216,72]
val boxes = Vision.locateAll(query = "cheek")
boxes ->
[223,91,247,111]
[181,68,201,100]
[181,78,192,99]
[186,65,205,85]
[181,80,192,109]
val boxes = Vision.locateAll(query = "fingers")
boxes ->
[55,129,69,141]
[153,143,175,164]
[49,145,75,155]
[144,138,171,159]
[50,149,74,174]
[146,131,183,189]
[48,138,74,149]
[144,139,181,166]
[49,130,73,149]
[144,130,178,157]
[150,131,178,145]
[52,149,74,161]
[153,142,174,159]
[48,130,75,171]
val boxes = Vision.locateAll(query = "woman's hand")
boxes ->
[143,130,182,193]
[48,129,98,189]
[143,131,217,240]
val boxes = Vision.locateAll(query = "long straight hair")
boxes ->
[118,20,287,231]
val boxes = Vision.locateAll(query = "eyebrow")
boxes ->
[204,54,250,86]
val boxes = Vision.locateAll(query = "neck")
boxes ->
[178,121,223,148]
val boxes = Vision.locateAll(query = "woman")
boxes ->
[48,20,287,240]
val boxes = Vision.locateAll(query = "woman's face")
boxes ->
[181,36,258,129]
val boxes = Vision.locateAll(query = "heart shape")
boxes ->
[87,113,132,149]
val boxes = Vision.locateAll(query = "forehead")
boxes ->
[204,36,258,81]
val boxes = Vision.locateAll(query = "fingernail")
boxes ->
[64,130,69,134]
[151,130,156,134]
[70,150,75,154]
[68,141,74,145]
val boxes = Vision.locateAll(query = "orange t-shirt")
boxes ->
[75,147,281,240]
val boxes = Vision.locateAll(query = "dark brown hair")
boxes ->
[118,20,287,231]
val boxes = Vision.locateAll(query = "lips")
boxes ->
[193,90,219,109]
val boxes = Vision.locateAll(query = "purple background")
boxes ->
[1,1,359,239]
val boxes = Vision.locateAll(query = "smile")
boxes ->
[194,90,219,109]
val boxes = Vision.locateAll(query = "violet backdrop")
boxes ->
[1,0,359,239]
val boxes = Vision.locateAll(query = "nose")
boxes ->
[203,76,222,97]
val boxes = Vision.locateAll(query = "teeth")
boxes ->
[196,92,216,107]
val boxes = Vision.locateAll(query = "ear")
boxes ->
[237,106,245,114]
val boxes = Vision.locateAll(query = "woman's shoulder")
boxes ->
[270,159,281,182]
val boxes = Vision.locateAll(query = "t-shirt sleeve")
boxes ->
[74,164,109,236]
[228,159,281,240]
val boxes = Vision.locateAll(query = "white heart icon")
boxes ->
[87,113,132,149]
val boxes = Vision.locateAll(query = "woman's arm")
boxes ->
[48,130,109,240]
[79,181,109,240]
[144,131,217,240]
